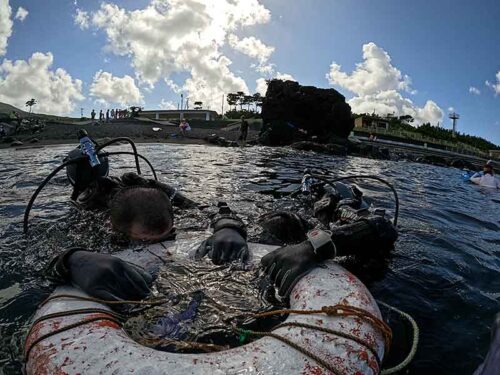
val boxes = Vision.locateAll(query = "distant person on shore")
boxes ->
[110,109,115,120]
[11,111,22,133]
[239,115,249,146]
[0,125,5,139]
[91,109,96,120]
[106,109,110,123]
[470,164,500,189]
[179,119,190,137]
[99,110,104,122]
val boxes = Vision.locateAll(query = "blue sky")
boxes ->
[1,0,499,145]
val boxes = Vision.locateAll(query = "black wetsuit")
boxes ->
[73,172,197,210]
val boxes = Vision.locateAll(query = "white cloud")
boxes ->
[74,9,90,29]
[255,72,296,95]
[327,42,443,125]
[448,107,454,112]
[227,34,274,64]
[469,86,480,95]
[254,62,275,75]
[0,52,84,115]
[159,99,176,110]
[15,6,28,21]
[326,42,414,96]
[485,72,500,95]
[89,70,143,106]
[0,0,13,56]
[348,90,443,125]
[84,0,272,109]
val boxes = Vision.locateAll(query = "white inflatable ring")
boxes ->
[25,242,386,374]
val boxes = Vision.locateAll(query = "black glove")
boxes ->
[67,250,153,301]
[196,206,249,265]
[260,241,321,298]
[196,227,249,265]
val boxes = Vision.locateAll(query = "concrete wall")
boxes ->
[141,110,216,121]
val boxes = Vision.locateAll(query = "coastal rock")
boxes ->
[351,143,391,160]
[450,159,474,169]
[290,141,347,156]
[260,79,354,146]
[10,140,23,147]
[30,138,39,143]
[416,155,447,166]
[205,134,238,147]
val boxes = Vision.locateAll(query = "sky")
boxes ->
[0,0,499,145]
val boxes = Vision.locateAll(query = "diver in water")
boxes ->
[46,178,397,302]
[64,139,197,209]
[39,131,397,307]
[470,163,499,189]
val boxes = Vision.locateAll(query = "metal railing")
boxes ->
[354,126,488,158]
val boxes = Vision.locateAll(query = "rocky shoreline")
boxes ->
[0,119,260,149]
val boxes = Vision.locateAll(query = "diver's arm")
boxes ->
[470,175,481,184]
[46,249,153,302]
[261,216,397,297]
[74,176,123,209]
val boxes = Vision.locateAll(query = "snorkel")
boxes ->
[23,130,158,233]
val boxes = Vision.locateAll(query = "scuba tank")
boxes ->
[64,130,109,197]
[78,129,100,167]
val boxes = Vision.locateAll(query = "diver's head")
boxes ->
[483,164,494,175]
[110,187,174,242]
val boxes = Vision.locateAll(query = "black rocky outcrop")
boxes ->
[260,79,354,146]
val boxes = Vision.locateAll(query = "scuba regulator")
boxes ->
[24,130,158,233]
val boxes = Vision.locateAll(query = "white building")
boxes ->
[140,109,218,121]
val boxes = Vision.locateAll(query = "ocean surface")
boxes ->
[0,143,499,374]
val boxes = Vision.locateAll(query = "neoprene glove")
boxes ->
[67,250,153,301]
[260,241,321,298]
[196,206,249,265]
[196,227,249,265]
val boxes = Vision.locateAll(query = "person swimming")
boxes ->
[470,163,500,189]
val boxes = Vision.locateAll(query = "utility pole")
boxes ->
[449,112,460,138]
[221,94,224,116]
[180,94,184,111]
[80,107,84,118]
[185,98,189,110]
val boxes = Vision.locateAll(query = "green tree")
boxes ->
[25,98,37,114]
[236,91,245,110]
[242,95,253,111]
[227,93,238,110]
[253,93,263,112]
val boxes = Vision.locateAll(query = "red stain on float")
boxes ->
[345,272,358,285]
[30,345,70,375]
[302,362,325,375]
[96,319,121,329]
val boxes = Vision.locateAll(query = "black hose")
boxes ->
[96,138,141,175]
[103,151,158,180]
[311,174,400,227]
[23,158,86,234]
